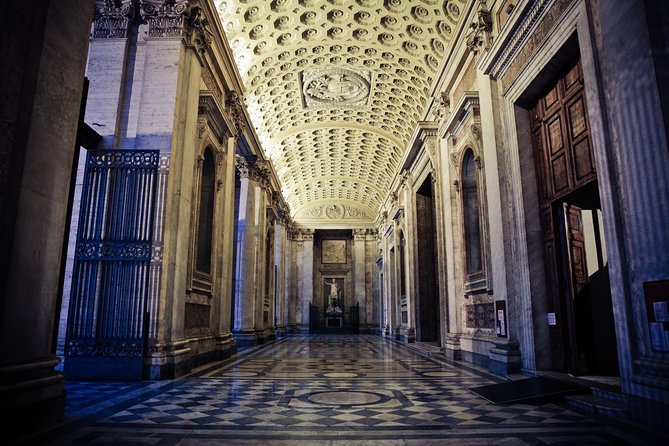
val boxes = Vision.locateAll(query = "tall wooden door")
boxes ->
[530,59,601,373]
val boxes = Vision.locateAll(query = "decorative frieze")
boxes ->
[67,339,143,357]
[298,204,370,220]
[485,0,554,80]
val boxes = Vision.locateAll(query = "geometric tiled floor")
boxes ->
[20,335,668,445]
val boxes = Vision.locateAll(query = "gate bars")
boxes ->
[65,150,159,378]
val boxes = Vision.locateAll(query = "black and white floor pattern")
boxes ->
[20,335,668,445]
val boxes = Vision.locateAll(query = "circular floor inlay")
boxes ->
[422,371,458,377]
[220,371,258,377]
[323,372,358,378]
[307,390,383,406]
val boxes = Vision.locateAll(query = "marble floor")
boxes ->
[16,335,669,445]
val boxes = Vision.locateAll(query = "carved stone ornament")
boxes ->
[302,206,323,218]
[93,0,134,39]
[325,204,344,219]
[301,68,372,108]
[465,0,493,56]
[345,206,369,219]
[226,91,245,134]
[432,90,450,121]
[186,6,214,55]
[470,123,481,142]
[399,169,411,188]
[450,152,459,168]
[197,117,207,138]
[140,0,190,38]
[235,155,254,179]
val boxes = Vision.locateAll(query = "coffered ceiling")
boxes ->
[214,0,467,225]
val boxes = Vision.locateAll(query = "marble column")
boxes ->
[274,210,289,337]
[0,0,94,436]
[232,156,260,346]
[353,229,367,319]
[216,136,238,357]
[477,73,521,375]
[439,130,461,360]
[294,229,314,333]
[137,2,204,378]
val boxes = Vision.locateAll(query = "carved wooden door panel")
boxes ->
[532,61,595,203]
[560,203,588,372]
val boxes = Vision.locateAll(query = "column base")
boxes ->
[0,356,65,439]
[233,330,260,348]
[401,327,416,343]
[444,334,462,360]
[257,328,277,344]
[215,333,237,360]
[488,339,521,376]
[145,340,192,380]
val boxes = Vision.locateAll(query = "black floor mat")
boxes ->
[469,376,588,404]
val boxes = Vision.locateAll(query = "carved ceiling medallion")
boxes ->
[302,68,372,108]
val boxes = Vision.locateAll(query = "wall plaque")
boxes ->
[466,303,495,329]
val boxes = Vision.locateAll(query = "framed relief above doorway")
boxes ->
[322,239,347,264]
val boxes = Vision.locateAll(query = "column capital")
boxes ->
[92,0,135,39]
[235,155,269,183]
[139,0,189,38]
[352,228,366,241]
[291,228,314,242]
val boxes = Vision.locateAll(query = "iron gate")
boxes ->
[65,150,159,379]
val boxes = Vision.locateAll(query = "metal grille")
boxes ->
[65,150,159,378]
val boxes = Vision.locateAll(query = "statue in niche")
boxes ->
[325,278,344,315]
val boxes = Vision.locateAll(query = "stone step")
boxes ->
[565,393,629,419]
[591,386,628,404]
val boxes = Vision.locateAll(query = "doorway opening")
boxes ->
[530,59,619,376]
[415,177,441,344]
